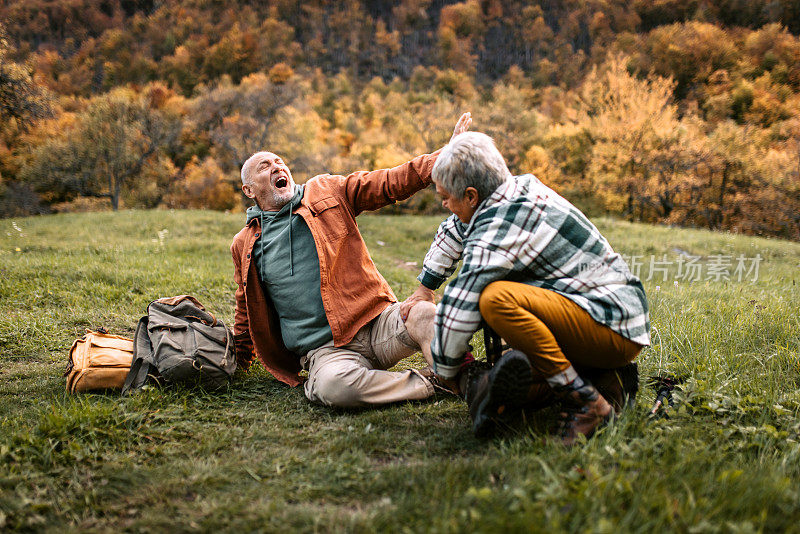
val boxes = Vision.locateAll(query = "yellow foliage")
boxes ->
[521,145,559,183]
[578,53,712,220]
[433,69,476,101]
[439,0,484,38]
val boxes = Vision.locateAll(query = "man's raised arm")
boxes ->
[340,113,473,215]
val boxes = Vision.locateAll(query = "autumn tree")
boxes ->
[0,24,52,216]
[189,69,337,187]
[438,0,484,74]
[578,53,707,221]
[20,85,180,210]
[480,79,542,173]
[0,25,51,130]
[163,156,239,211]
[637,21,738,100]
[706,121,800,238]
[190,72,298,174]
[519,5,553,66]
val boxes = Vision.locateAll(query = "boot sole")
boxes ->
[472,351,533,438]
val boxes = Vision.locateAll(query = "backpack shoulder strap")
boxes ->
[483,325,503,365]
[122,315,156,394]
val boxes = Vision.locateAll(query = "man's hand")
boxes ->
[399,284,436,322]
[450,112,472,143]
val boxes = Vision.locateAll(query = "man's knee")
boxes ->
[406,300,435,332]
[306,364,367,408]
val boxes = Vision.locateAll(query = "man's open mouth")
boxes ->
[274,176,289,188]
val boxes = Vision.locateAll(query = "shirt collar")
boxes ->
[464,175,534,233]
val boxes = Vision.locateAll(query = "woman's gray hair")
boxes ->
[432,131,512,200]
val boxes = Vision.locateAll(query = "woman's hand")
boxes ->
[399,284,436,322]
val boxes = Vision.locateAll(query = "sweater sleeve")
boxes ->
[417,214,466,290]
[431,243,514,379]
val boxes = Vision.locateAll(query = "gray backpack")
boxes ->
[122,295,236,393]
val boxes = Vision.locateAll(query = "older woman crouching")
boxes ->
[415,132,650,444]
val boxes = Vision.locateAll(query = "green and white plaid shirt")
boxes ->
[418,174,651,379]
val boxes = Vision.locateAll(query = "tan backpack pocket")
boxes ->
[66,330,134,393]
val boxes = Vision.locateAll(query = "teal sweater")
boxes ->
[246,186,333,354]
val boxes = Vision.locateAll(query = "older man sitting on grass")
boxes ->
[231,113,472,409]
[401,131,650,444]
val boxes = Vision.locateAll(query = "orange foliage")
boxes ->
[268,63,294,85]
[165,157,240,211]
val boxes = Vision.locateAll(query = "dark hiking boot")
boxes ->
[583,362,639,414]
[554,379,613,446]
[464,350,533,438]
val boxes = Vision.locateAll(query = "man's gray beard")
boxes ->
[271,188,294,209]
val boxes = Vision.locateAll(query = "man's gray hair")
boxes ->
[240,152,262,185]
[432,132,511,200]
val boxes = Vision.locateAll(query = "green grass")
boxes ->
[1,210,799,532]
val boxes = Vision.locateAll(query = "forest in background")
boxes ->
[1,0,799,240]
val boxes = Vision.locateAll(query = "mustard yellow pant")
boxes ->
[478,281,642,384]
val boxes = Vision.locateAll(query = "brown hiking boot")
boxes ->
[582,362,639,414]
[554,379,613,446]
[463,350,533,438]
[416,366,459,396]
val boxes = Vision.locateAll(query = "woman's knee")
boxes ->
[479,281,516,318]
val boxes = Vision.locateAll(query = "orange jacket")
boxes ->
[230,152,439,386]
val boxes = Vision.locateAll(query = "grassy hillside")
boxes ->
[1,210,799,532]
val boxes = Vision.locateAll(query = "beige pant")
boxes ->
[301,303,434,408]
